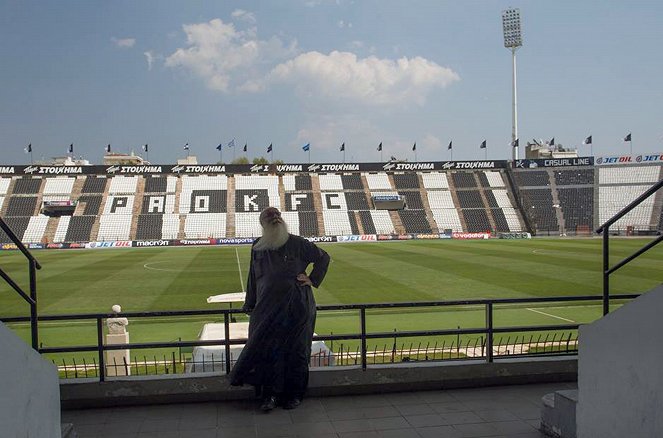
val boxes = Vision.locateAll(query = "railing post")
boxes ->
[603,227,610,315]
[97,317,105,382]
[29,259,38,351]
[360,308,367,370]
[224,312,231,374]
[485,303,493,363]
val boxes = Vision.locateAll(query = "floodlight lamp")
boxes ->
[502,8,522,49]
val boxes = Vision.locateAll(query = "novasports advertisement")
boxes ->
[217,237,255,245]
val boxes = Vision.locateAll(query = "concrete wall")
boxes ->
[577,285,663,438]
[0,322,61,438]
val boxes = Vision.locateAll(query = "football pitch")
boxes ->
[1,238,661,364]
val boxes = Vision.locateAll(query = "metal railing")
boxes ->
[596,179,663,315]
[0,216,41,350]
[0,294,639,381]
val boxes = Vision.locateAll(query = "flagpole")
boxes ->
[484,147,487,160]
[308,149,311,164]
[629,140,632,156]
[450,148,453,161]
[30,150,34,165]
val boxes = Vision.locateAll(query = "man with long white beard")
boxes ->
[230,206,330,411]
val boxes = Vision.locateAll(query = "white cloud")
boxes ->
[165,18,296,93]
[111,37,136,48]
[337,20,353,28]
[231,9,256,24]
[268,50,460,105]
[144,51,158,71]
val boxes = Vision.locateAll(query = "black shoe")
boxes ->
[260,396,277,412]
[283,398,301,410]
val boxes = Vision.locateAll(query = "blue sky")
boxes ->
[1,0,662,164]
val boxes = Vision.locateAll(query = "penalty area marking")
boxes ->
[526,307,576,323]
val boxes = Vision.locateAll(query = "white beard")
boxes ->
[253,221,289,251]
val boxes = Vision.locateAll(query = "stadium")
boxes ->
[2,3,663,437]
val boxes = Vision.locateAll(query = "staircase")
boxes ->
[417,173,438,234]
[42,217,60,244]
[129,177,146,240]
[226,175,236,238]
[310,175,325,235]
[447,173,468,232]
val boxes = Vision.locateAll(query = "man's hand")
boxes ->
[297,273,313,287]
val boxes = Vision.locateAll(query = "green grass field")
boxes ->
[1,238,661,370]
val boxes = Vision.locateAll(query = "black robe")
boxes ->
[229,234,330,398]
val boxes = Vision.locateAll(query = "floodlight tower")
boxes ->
[502,8,523,161]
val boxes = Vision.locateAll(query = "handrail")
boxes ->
[595,178,663,315]
[0,215,41,350]
[0,219,42,269]
[0,293,640,381]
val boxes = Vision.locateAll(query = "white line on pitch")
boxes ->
[526,308,576,323]
[235,247,245,292]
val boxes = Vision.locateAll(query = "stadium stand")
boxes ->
[1,162,660,243]
[64,216,95,242]
[398,210,432,233]
[398,191,425,209]
[462,209,492,233]
[341,174,364,190]
[12,177,42,194]
[554,169,594,186]
[457,190,484,209]
[515,170,550,187]
[81,176,107,193]
[431,208,462,232]
[344,192,370,210]
[322,210,353,235]
[452,172,477,188]
[298,211,319,236]
[519,189,559,232]
[358,210,377,234]
[186,213,227,238]
[485,171,506,187]
[393,173,420,189]
[318,174,344,191]
[363,172,392,190]
[0,178,11,195]
[421,172,449,189]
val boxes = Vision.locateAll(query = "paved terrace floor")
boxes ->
[62,382,575,438]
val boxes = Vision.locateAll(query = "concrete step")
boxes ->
[541,389,577,438]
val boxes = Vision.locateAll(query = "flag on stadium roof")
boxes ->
[216,143,222,151]
[511,138,519,147]
[412,142,416,151]
[105,144,111,153]
[583,135,592,145]
[227,138,235,148]
[377,142,382,151]
[24,143,32,153]
[302,143,310,151]
[143,144,148,152]
[624,133,632,142]
[548,137,555,146]
[267,143,273,153]
[243,143,247,152]
[479,140,487,149]
[448,141,452,150]
[183,143,190,150]
[340,142,345,152]
[68,143,74,154]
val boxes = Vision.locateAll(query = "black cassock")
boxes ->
[229,234,330,398]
